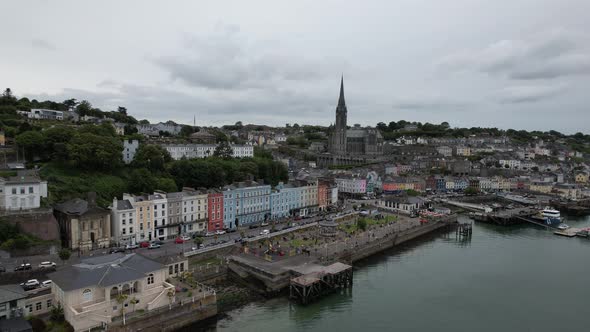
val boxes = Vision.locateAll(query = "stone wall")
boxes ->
[2,209,60,242]
[109,294,217,332]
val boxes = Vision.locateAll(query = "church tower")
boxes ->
[332,76,348,155]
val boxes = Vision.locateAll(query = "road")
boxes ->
[0,215,327,272]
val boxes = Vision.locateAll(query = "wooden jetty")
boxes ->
[289,262,353,304]
[456,222,473,237]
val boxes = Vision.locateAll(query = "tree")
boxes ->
[194,236,204,249]
[75,100,93,116]
[376,122,388,132]
[167,289,175,310]
[50,303,65,322]
[180,125,194,137]
[58,248,71,265]
[115,293,128,325]
[67,133,123,170]
[117,106,127,115]
[16,131,45,161]
[465,187,478,196]
[128,168,157,194]
[139,119,150,125]
[357,218,368,231]
[62,98,78,111]
[214,141,234,159]
[132,144,172,172]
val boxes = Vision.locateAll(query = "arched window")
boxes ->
[82,289,93,302]
[147,274,154,285]
[110,287,119,297]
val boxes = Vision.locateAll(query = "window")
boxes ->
[20,187,25,194]
[169,266,173,275]
[180,262,184,272]
[12,188,16,194]
[82,289,93,302]
[47,299,53,308]
[29,187,34,194]
[147,274,154,285]
[26,304,32,313]
[129,227,133,233]
[0,303,6,311]
[122,219,126,225]
[161,204,165,209]
[122,228,126,235]
[36,302,42,311]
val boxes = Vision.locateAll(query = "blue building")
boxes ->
[270,183,302,219]
[222,181,271,229]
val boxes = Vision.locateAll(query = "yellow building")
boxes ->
[575,173,588,183]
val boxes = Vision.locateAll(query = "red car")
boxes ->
[139,241,150,248]
[175,237,185,244]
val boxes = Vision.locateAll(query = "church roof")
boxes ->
[338,76,346,108]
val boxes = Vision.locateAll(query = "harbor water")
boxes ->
[195,215,590,332]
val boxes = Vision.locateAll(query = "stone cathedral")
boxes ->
[327,77,383,157]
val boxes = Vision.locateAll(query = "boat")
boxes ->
[575,229,589,238]
[557,224,570,230]
[540,208,561,225]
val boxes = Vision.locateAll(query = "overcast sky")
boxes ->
[2,0,590,133]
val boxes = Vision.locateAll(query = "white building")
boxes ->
[162,143,253,160]
[180,189,208,235]
[29,109,64,120]
[110,198,137,246]
[123,139,139,164]
[335,177,367,195]
[0,173,48,211]
[499,159,521,169]
[436,146,453,157]
[454,146,471,157]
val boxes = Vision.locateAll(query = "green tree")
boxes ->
[58,248,71,265]
[116,293,128,325]
[180,125,194,137]
[128,168,157,194]
[75,100,93,116]
[465,187,478,196]
[16,130,45,161]
[357,218,368,231]
[131,144,172,172]
[67,133,123,170]
[214,141,234,159]
[193,236,204,248]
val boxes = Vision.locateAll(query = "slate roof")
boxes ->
[54,198,108,216]
[0,284,27,303]
[115,199,133,210]
[48,253,163,292]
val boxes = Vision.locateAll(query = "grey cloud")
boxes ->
[153,25,345,90]
[439,29,590,80]
[392,96,472,110]
[31,38,56,51]
[495,84,567,104]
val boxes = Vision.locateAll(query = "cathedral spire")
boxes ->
[338,75,346,108]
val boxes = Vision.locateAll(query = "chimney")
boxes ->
[87,192,97,207]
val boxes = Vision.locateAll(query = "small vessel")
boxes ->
[557,224,570,230]
[576,229,589,238]
[541,208,561,225]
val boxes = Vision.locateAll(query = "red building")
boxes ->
[318,179,329,211]
[207,189,224,232]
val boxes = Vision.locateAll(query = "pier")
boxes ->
[468,207,536,225]
[289,262,353,304]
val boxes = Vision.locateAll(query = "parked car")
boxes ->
[260,229,270,236]
[125,243,139,250]
[205,231,216,237]
[139,241,150,248]
[14,264,32,272]
[215,230,226,235]
[38,261,56,269]
[109,247,125,254]
[175,237,185,244]
[148,243,161,249]
[180,235,191,241]
[153,240,165,245]
[249,224,259,229]
[21,279,40,290]
[261,222,269,227]
[41,280,52,288]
